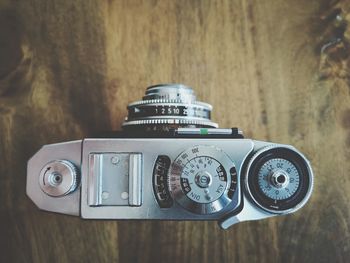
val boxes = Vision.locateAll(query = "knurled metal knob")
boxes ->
[39,160,80,197]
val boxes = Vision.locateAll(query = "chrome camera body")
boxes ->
[27,84,313,229]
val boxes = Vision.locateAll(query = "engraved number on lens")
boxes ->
[169,145,235,215]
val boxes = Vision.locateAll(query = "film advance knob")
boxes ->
[39,160,80,197]
[245,146,313,213]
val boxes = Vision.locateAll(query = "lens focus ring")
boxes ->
[122,84,218,132]
[143,83,195,102]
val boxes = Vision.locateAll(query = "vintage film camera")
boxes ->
[26,84,313,229]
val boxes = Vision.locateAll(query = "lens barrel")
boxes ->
[122,84,218,132]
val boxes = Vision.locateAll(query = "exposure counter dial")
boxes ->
[246,146,313,214]
[169,145,236,215]
[258,158,300,200]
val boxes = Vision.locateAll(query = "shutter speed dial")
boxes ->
[181,156,227,203]
[169,145,236,214]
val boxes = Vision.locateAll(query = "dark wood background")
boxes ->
[1,0,349,262]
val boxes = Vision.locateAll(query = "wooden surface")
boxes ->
[1,0,350,262]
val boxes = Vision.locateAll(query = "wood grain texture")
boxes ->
[1,0,350,262]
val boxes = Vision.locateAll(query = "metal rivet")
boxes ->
[102,191,109,200]
[111,156,120,165]
[121,192,129,200]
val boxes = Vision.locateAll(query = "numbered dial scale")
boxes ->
[246,146,313,213]
[127,103,211,119]
[168,145,237,214]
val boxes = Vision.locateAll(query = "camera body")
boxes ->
[27,84,313,229]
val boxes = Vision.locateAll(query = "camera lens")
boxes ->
[122,84,218,132]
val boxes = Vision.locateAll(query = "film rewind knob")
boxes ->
[39,160,80,197]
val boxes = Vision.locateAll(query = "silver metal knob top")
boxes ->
[195,171,212,188]
[270,169,289,188]
[39,160,79,197]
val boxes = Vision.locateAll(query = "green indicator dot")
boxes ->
[200,128,208,135]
